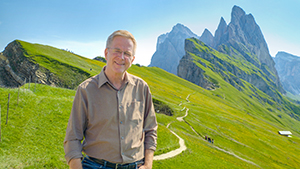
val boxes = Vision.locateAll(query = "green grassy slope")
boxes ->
[17,40,105,89]
[1,41,300,168]
[18,40,103,75]
[0,84,179,168]
[128,66,300,169]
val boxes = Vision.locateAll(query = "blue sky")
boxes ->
[1,0,299,66]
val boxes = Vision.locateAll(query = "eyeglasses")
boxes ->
[108,48,133,58]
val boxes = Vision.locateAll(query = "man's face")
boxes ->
[105,36,135,75]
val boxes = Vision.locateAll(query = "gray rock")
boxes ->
[178,39,218,90]
[214,5,281,87]
[149,23,198,74]
[274,52,300,95]
[0,40,89,89]
[199,28,214,47]
[200,5,284,94]
[150,5,286,101]
[178,38,284,103]
[0,40,60,88]
[213,17,227,48]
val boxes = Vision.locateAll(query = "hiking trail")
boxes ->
[153,93,259,167]
[153,108,188,160]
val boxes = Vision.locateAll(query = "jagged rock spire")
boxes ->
[199,29,214,47]
[213,17,227,48]
[149,23,198,75]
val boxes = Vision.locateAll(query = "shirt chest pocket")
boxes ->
[125,100,144,126]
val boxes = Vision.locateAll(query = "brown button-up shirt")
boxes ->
[64,67,157,164]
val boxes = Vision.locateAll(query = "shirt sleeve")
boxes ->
[143,85,158,151]
[64,85,87,164]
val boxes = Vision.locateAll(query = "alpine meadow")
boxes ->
[0,38,300,168]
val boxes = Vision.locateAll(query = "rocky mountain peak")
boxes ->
[156,34,168,49]
[213,17,227,48]
[178,5,285,102]
[275,51,299,60]
[216,17,227,32]
[211,5,283,93]
[199,28,214,47]
[149,23,198,74]
[231,5,246,24]
[150,5,284,96]
[274,52,300,95]
[172,23,192,34]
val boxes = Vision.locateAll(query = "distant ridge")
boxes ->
[148,23,198,74]
[274,51,300,95]
[149,5,285,103]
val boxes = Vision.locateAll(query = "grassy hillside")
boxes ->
[1,41,300,168]
[0,84,179,168]
[128,65,300,168]
[16,40,105,89]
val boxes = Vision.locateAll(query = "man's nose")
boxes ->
[119,52,125,60]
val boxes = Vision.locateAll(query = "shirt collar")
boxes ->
[98,66,135,88]
[98,66,108,88]
[125,71,135,86]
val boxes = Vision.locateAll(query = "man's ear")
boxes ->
[104,48,108,60]
[131,56,135,64]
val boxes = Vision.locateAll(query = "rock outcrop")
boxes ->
[199,29,214,47]
[150,6,285,101]
[0,41,60,88]
[274,52,300,95]
[149,23,198,74]
[177,5,285,101]
[208,6,284,93]
[213,17,227,48]
[0,40,90,89]
[178,38,284,103]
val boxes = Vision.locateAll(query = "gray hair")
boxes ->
[106,30,137,55]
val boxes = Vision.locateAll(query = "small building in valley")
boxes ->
[278,131,292,137]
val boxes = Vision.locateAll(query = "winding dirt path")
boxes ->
[176,108,188,122]
[153,93,259,167]
[153,109,188,160]
[153,123,187,160]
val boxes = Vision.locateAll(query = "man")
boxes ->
[64,30,158,169]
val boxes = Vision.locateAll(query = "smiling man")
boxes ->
[64,30,158,169]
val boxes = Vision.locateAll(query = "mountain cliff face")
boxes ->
[211,6,282,92]
[178,5,285,103]
[213,17,227,48]
[150,5,285,102]
[274,52,300,95]
[148,23,198,74]
[178,38,284,103]
[199,29,214,47]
